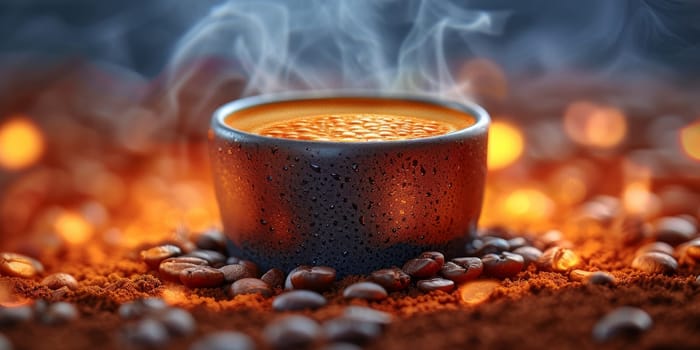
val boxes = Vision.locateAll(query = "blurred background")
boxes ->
[0,0,698,256]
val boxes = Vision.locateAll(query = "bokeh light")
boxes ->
[488,121,524,170]
[54,211,94,245]
[563,101,627,149]
[0,117,45,170]
[503,188,554,222]
[679,119,700,161]
[458,58,509,102]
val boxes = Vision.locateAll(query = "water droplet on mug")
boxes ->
[310,164,321,172]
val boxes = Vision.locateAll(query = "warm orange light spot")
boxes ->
[679,120,700,161]
[162,286,189,305]
[458,58,509,101]
[488,121,524,170]
[54,211,93,245]
[564,101,627,149]
[0,117,44,170]
[459,280,500,305]
[622,161,659,217]
[503,188,553,222]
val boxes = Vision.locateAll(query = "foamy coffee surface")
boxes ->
[255,113,456,141]
[224,97,475,142]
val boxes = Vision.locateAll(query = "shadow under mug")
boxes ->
[209,92,489,276]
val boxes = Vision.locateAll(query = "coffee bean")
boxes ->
[261,268,286,289]
[0,252,44,278]
[156,308,196,336]
[39,302,79,325]
[592,307,652,342]
[0,305,33,326]
[230,278,273,297]
[631,252,678,274]
[418,251,445,268]
[189,331,254,350]
[677,238,700,265]
[183,249,227,266]
[343,306,393,327]
[482,252,524,279]
[441,258,482,283]
[635,242,674,256]
[343,282,387,300]
[41,273,79,290]
[323,317,382,345]
[507,237,529,250]
[475,237,510,256]
[194,229,227,252]
[402,258,440,278]
[694,275,700,286]
[141,245,182,269]
[417,277,455,292]
[616,216,652,245]
[538,247,581,272]
[179,266,225,288]
[263,315,320,350]
[320,343,362,350]
[569,270,615,285]
[159,257,209,282]
[512,246,543,266]
[0,334,11,350]
[123,319,170,347]
[220,264,257,283]
[285,266,336,292]
[272,290,327,311]
[118,298,168,320]
[369,267,410,291]
[654,216,697,245]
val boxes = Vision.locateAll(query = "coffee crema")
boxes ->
[224,97,475,142]
[255,113,456,141]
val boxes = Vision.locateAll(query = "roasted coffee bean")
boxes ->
[694,275,700,286]
[183,250,227,266]
[418,251,445,268]
[677,238,700,265]
[570,270,616,285]
[631,252,678,274]
[343,282,387,300]
[323,317,382,345]
[369,267,410,291]
[179,266,225,288]
[39,302,79,325]
[123,319,170,347]
[654,216,697,245]
[417,277,455,292]
[402,258,440,278]
[264,315,320,350]
[156,308,196,336]
[189,331,254,350]
[141,245,182,269]
[159,257,209,282]
[238,260,260,277]
[635,242,674,256]
[0,305,33,326]
[616,216,651,245]
[539,247,581,272]
[343,306,393,327]
[41,273,79,290]
[482,252,524,279]
[230,278,273,297]
[512,246,543,266]
[261,268,286,289]
[441,258,482,283]
[272,290,327,311]
[592,307,652,342]
[220,264,257,283]
[0,334,11,350]
[285,266,336,292]
[475,237,510,256]
[506,237,529,250]
[0,252,44,278]
[320,343,362,350]
[194,229,227,252]
[537,230,566,249]
[118,298,168,320]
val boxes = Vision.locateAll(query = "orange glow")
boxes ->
[459,280,500,305]
[54,211,93,245]
[622,162,659,217]
[680,119,700,161]
[162,286,189,305]
[563,101,627,149]
[0,117,45,170]
[503,188,553,222]
[488,121,524,170]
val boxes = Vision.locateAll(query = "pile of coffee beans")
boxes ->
[0,299,79,327]
[118,298,196,347]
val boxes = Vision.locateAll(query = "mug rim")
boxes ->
[212,91,490,146]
